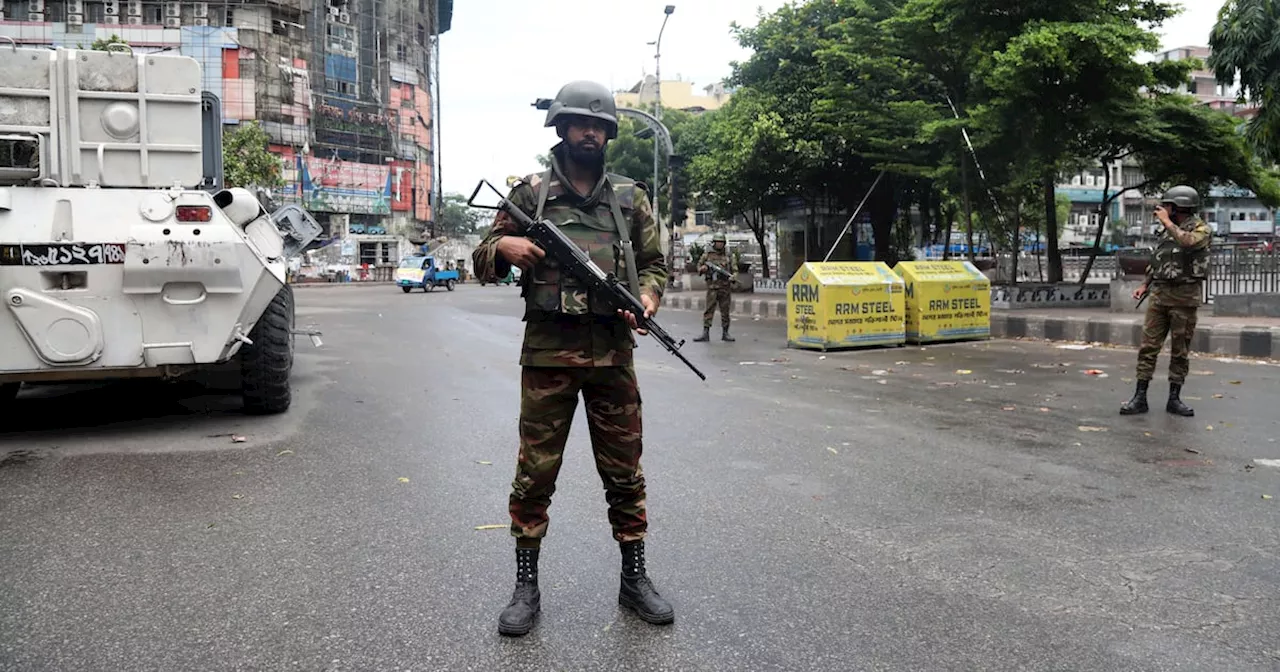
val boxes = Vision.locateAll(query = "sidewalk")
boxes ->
[663,292,1280,359]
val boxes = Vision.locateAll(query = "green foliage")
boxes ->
[223,121,284,190]
[435,193,484,237]
[1209,0,1280,162]
[82,35,128,51]
[531,0,1280,278]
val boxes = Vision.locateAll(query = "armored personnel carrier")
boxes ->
[0,42,322,414]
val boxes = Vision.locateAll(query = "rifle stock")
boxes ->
[468,179,707,381]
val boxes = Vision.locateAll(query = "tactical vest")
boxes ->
[521,170,641,318]
[1148,217,1209,283]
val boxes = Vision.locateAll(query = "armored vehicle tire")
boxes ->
[446,279,456,291]
[0,382,19,406]
[239,285,295,415]
[402,286,412,293]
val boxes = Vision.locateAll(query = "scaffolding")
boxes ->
[0,0,451,249]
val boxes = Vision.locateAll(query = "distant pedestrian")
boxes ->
[1120,185,1211,417]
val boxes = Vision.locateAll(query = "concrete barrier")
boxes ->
[1213,293,1280,318]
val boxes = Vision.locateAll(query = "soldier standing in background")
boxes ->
[693,232,735,342]
[1120,185,1212,417]
[471,80,675,637]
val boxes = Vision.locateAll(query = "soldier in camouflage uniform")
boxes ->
[693,232,736,342]
[1120,185,1212,417]
[471,80,674,637]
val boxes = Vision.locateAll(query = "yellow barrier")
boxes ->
[893,260,991,343]
[785,262,906,351]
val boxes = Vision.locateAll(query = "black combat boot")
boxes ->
[498,547,541,637]
[1167,382,1195,417]
[1119,379,1150,415]
[721,325,735,342]
[618,540,675,625]
[693,327,710,342]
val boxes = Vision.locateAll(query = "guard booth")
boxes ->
[785,262,906,351]
[893,261,992,343]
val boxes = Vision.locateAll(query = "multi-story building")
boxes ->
[613,77,731,114]
[0,0,453,269]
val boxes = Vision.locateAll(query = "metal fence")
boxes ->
[1205,241,1280,302]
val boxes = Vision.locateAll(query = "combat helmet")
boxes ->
[544,80,618,139]
[712,232,727,244]
[1160,185,1200,210]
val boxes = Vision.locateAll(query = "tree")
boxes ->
[965,9,1182,281]
[688,90,801,278]
[1209,0,1280,162]
[435,192,484,237]
[1076,94,1280,281]
[223,121,284,190]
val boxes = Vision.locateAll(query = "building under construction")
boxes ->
[0,0,453,268]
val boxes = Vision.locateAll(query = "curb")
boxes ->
[291,281,397,289]
[664,293,789,320]
[990,313,1280,360]
[662,294,1280,359]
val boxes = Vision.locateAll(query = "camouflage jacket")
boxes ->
[471,144,668,368]
[1145,215,1211,308]
[698,249,734,289]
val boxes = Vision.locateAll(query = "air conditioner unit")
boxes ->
[126,0,141,14]
[164,16,181,27]
[104,14,119,23]
[29,0,43,11]
[127,15,142,23]
[164,2,180,17]
[66,12,83,24]
[338,10,350,23]
[328,5,339,15]
[104,0,119,12]
[67,0,83,14]
[193,17,208,25]
[28,11,45,20]
[194,2,207,17]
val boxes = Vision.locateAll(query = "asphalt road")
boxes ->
[3,283,1279,671]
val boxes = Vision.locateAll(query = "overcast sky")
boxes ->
[436,0,1224,198]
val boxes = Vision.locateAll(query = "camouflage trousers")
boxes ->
[702,287,732,329]
[509,364,646,547]
[1135,302,1199,384]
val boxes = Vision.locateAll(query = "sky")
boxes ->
[435,0,1224,199]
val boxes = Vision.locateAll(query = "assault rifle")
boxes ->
[468,179,706,381]
[704,260,737,284]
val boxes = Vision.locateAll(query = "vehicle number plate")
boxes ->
[0,243,127,266]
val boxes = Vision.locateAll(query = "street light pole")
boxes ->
[650,4,675,280]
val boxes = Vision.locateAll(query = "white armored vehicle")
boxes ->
[0,41,322,414]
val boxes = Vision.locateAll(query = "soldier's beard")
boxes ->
[565,140,606,173]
